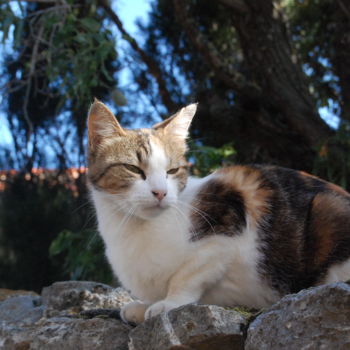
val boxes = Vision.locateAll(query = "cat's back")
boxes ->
[191,164,350,294]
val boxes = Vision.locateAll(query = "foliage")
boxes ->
[1,1,119,169]
[189,142,236,177]
[50,229,113,284]
[0,172,92,291]
[286,0,349,117]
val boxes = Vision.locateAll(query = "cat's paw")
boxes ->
[145,300,180,320]
[120,301,149,325]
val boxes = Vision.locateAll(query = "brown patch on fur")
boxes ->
[298,170,320,180]
[308,192,350,268]
[217,166,273,226]
[326,182,350,197]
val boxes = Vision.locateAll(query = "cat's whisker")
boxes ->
[173,201,217,237]
[177,199,215,223]
[170,204,207,240]
[115,206,137,234]
[72,200,93,214]
[123,206,137,229]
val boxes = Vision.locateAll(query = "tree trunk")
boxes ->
[224,0,332,169]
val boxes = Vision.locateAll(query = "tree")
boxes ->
[140,0,344,170]
[2,0,350,176]
[1,0,118,170]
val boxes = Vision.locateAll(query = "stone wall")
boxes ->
[1,281,349,349]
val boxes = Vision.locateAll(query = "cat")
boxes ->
[87,99,350,324]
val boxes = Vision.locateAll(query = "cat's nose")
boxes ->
[151,190,167,201]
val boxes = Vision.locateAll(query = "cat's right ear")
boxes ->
[153,103,198,140]
[88,99,126,148]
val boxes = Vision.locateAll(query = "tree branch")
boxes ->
[173,0,259,97]
[97,0,178,113]
[22,23,44,171]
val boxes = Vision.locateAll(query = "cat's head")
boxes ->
[87,100,197,220]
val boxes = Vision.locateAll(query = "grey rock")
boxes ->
[0,322,34,350]
[246,282,350,350]
[0,289,38,302]
[129,304,248,350]
[31,317,132,350]
[41,281,134,317]
[0,316,131,350]
[0,295,44,325]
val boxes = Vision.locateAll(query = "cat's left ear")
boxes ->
[88,99,126,149]
[153,103,198,139]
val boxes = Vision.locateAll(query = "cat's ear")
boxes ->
[153,103,198,139]
[88,99,126,148]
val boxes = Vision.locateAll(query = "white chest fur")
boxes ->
[91,188,193,302]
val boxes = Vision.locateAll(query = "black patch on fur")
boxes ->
[253,165,350,294]
[190,179,246,241]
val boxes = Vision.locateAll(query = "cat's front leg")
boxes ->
[145,238,229,320]
[120,300,150,324]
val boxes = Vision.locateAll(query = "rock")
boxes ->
[0,289,38,302]
[0,295,44,325]
[129,304,248,350]
[30,317,132,350]
[3,280,350,349]
[0,316,132,350]
[0,322,35,350]
[41,281,134,317]
[246,282,350,350]
[0,281,134,350]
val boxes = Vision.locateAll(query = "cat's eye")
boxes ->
[167,167,179,175]
[123,164,146,179]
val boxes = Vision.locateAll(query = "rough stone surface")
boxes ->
[0,317,132,350]
[129,304,248,350]
[0,295,44,325]
[0,289,38,302]
[41,281,134,317]
[246,282,350,350]
[2,281,350,349]
[30,317,132,350]
[0,281,134,350]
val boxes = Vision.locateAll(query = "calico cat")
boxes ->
[87,100,350,324]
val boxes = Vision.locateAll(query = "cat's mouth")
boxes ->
[144,203,167,211]
[142,202,170,213]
